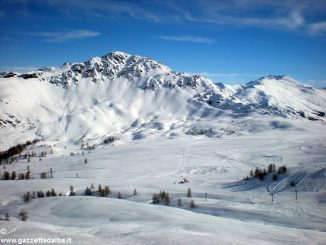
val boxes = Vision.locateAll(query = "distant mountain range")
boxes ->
[1,51,325,147]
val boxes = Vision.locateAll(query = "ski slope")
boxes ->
[0,122,326,244]
[0,51,326,244]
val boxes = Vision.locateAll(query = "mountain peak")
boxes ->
[101,51,130,60]
[40,51,173,87]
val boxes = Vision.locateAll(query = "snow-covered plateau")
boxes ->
[0,52,325,244]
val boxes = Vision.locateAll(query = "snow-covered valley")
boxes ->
[0,52,326,244]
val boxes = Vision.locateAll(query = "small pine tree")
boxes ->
[11,171,16,180]
[23,191,31,202]
[272,174,278,181]
[46,190,51,197]
[159,190,166,201]
[19,210,28,221]
[189,199,195,208]
[117,192,122,199]
[268,164,276,173]
[177,198,182,207]
[98,184,103,195]
[3,171,10,180]
[85,187,92,196]
[25,170,31,179]
[263,168,267,176]
[249,169,254,177]
[84,158,88,164]
[278,165,287,175]
[254,168,260,178]
[69,185,75,196]
[164,193,170,206]
[50,168,53,178]
[5,212,9,221]
[104,186,110,196]
[152,194,160,204]
[19,173,25,180]
[187,188,192,198]
[49,188,55,196]
[37,190,45,198]
[133,188,137,197]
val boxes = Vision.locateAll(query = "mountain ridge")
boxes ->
[0,51,325,148]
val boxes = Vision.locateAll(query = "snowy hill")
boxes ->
[1,52,326,244]
[232,75,326,119]
[0,51,325,148]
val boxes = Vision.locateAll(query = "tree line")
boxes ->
[0,139,40,164]
[243,164,287,181]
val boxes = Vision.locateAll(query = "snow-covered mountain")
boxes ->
[1,52,326,245]
[0,51,325,148]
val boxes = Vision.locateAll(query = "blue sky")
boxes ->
[0,0,325,87]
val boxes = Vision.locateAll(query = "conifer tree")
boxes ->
[23,191,31,202]
[5,212,9,221]
[19,210,28,221]
[25,170,31,179]
[3,171,10,180]
[46,190,51,197]
[159,190,166,201]
[152,194,160,204]
[187,188,192,198]
[85,187,92,196]
[272,174,278,181]
[278,165,287,175]
[50,188,56,196]
[104,186,110,196]
[69,185,75,196]
[18,173,22,180]
[37,190,45,198]
[98,184,103,195]
[164,193,170,206]
[249,169,254,177]
[178,198,182,207]
[189,199,195,208]
[11,171,16,180]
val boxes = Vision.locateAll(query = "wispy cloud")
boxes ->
[308,22,326,35]
[1,0,325,35]
[43,0,161,22]
[153,35,214,43]
[31,29,101,42]
[157,0,326,35]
